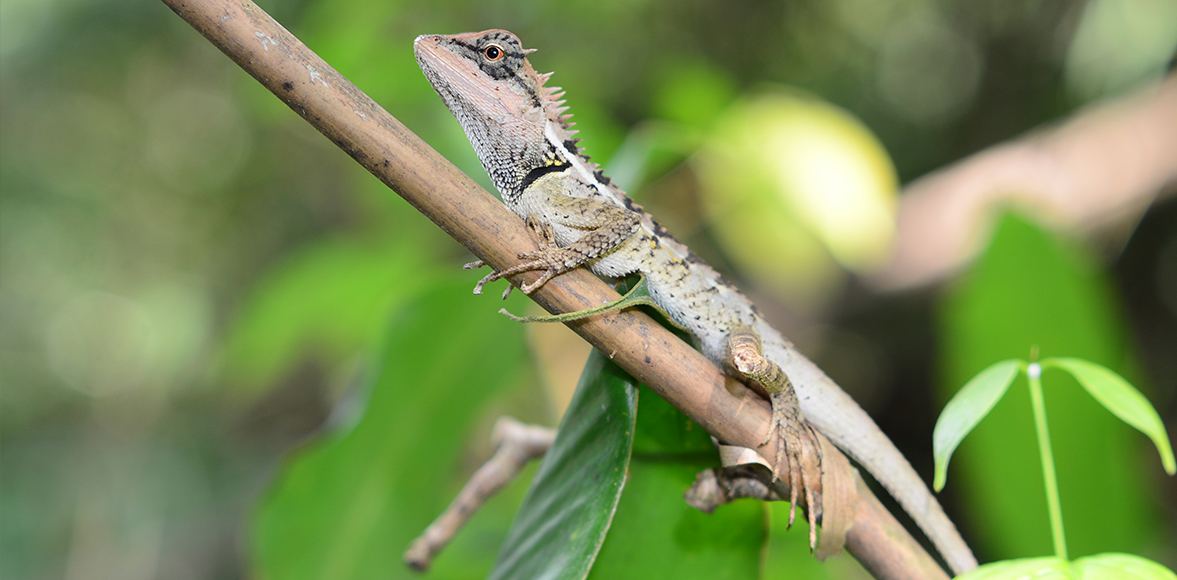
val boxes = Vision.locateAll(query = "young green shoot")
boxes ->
[933,355,1175,579]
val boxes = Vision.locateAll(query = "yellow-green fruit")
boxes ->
[694,89,898,307]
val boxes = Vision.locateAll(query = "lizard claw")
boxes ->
[519,270,558,294]
[472,270,498,295]
[466,260,495,295]
[766,389,822,543]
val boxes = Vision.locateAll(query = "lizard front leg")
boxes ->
[727,326,823,547]
[467,191,640,297]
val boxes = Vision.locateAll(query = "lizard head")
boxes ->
[415,30,573,199]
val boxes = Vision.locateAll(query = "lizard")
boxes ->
[414,29,977,575]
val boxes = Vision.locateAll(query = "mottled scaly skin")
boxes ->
[415,30,976,574]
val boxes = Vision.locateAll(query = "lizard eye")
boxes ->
[483,44,504,61]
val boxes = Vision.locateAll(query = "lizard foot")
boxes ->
[464,248,583,298]
[727,327,823,549]
[463,216,578,298]
[766,389,822,536]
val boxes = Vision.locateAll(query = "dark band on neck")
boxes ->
[519,161,569,191]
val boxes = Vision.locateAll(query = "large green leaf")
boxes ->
[933,359,1023,490]
[488,349,638,580]
[1072,554,1177,580]
[587,388,766,579]
[761,499,868,580]
[587,459,766,580]
[251,280,530,580]
[956,553,1176,580]
[628,378,713,456]
[1044,358,1175,474]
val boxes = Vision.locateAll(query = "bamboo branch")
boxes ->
[159,1,953,578]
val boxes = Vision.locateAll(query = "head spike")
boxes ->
[523,48,537,55]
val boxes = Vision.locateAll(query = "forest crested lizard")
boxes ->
[415,30,977,574]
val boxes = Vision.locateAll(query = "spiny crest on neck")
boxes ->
[534,56,614,189]
[531,53,586,161]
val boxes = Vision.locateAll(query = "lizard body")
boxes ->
[415,30,976,575]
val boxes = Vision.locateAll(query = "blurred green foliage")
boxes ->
[253,281,532,580]
[2,0,1174,578]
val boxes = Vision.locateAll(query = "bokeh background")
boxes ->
[2,0,1175,578]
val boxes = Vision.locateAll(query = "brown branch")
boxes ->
[159,1,954,578]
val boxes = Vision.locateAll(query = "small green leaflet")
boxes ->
[1042,358,1175,475]
[934,355,1175,578]
[933,360,1022,491]
[933,358,1175,490]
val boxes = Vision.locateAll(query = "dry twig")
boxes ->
[404,418,556,571]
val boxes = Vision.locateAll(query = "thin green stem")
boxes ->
[1027,362,1068,560]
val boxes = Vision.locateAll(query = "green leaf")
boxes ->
[954,553,1176,580]
[251,280,529,580]
[1072,553,1177,580]
[934,359,1023,491]
[487,349,638,580]
[629,379,713,456]
[955,556,1071,580]
[1043,358,1175,475]
[589,390,765,580]
[587,460,766,580]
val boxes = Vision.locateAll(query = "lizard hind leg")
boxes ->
[727,327,823,548]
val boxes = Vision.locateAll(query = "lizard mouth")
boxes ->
[413,35,454,82]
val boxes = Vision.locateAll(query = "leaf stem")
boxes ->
[1026,362,1067,560]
